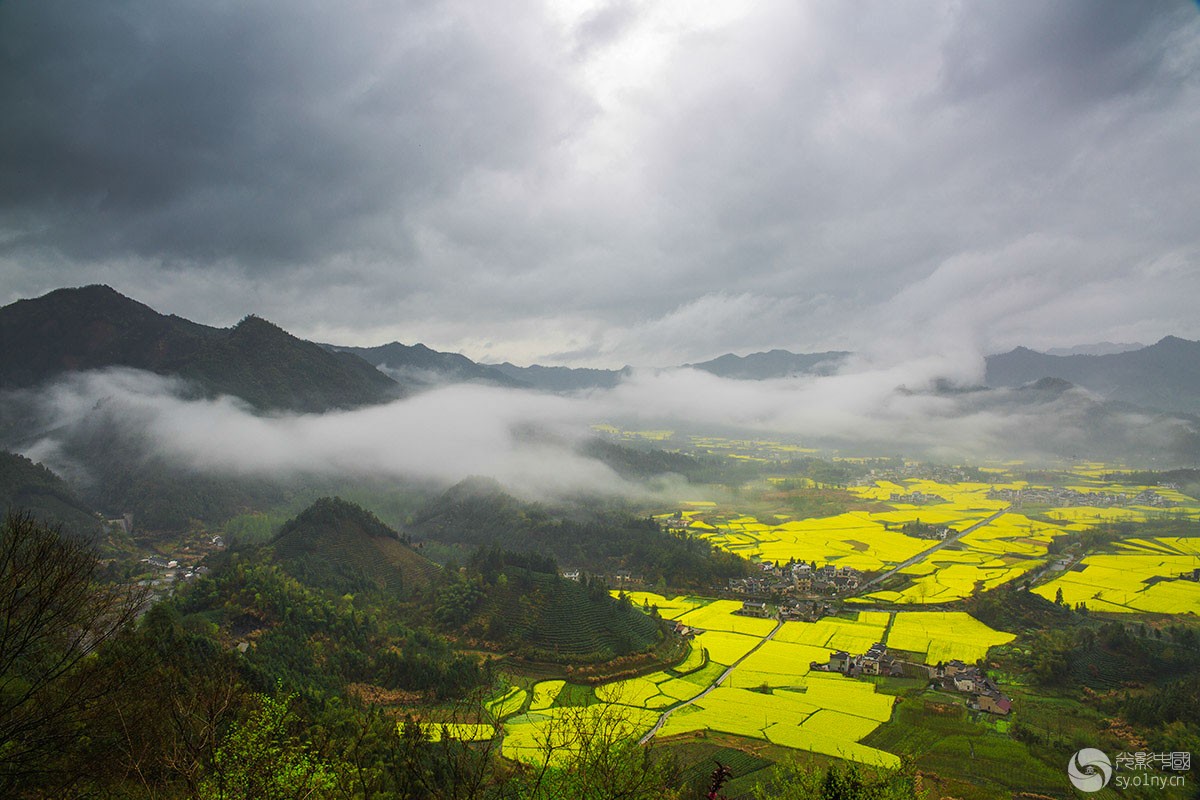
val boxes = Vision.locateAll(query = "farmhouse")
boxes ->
[972,693,1012,715]
[812,642,903,678]
[735,600,771,618]
[933,663,1013,716]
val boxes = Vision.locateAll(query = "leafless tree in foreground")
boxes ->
[0,510,146,793]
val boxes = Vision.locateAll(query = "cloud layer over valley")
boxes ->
[12,361,1196,503]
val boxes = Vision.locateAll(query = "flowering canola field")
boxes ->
[486,598,1015,769]
[1033,537,1200,614]
[681,468,1200,606]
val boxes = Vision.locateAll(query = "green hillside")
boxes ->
[409,477,753,588]
[454,549,663,661]
[270,496,440,595]
[0,451,102,541]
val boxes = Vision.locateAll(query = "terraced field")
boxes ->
[886,611,1017,663]
[484,598,1016,769]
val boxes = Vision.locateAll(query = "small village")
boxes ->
[133,528,226,602]
[988,486,1176,509]
[811,642,1013,716]
[728,560,865,598]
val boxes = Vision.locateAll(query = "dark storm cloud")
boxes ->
[1,1,1198,365]
[939,0,1187,110]
[0,0,586,264]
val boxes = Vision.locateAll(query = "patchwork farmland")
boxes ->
[459,457,1200,780]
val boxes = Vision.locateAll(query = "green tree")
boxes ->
[754,759,926,800]
[515,698,680,800]
[201,690,337,800]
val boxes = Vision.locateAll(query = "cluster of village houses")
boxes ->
[733,598,835,622]
[137,534,224,601]
[933,660,1014,715]
[728,561,865,597]
[810,643,1013,715]
[989,486,1176,509]
[887,490,945,505]
[848,464,984,487]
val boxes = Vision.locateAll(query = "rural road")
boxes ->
[855,506,1012,593]
[639,618,784,744]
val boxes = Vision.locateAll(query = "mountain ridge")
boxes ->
[0,285,401,413]
[325,341,527,388]
[984,335,1200,415]
[8,286,1200,417]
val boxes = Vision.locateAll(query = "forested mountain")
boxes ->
[221,497,665,664]
[985,336,1200,414]
[408,477,753,587]
[269,496,440,594]
[0,285,400,412]
[0,451,102,541]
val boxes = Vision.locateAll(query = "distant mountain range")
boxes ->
[0,285,400,412]
[335,341,847,391]
[5,286,1199,417]
[685,349,849,379]
[984,336,1200,415]
[488,362,629,391]
[1042,342,1144,357]
[327,341,527,388]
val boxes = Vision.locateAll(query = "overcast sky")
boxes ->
[2,0,1198,368]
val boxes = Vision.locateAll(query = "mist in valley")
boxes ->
[8,350,1195,510]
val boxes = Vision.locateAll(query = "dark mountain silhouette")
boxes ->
[326,341,527,388]
[0,285,400,412]
[1044,342,1144,357]
[985,336,1200,414]
[487,362,630,391]
[484,349,848,390]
